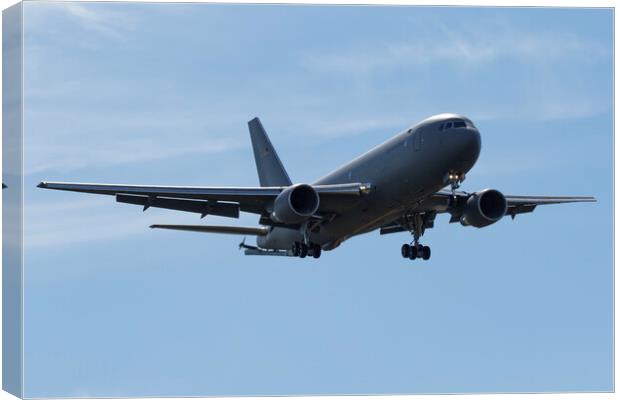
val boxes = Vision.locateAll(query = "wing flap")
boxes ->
[116,194,240,218]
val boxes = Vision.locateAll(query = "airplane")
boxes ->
[38,114,596,261]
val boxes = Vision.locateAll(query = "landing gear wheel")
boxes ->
[408,245,417,260]
[312,244,322,259]
[401,244,410,258]
[299,243,308,258]
[422,246,431,260]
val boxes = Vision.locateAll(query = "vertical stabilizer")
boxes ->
[248,118,292,187]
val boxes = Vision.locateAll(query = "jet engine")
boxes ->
[460,189,507,228]
[271,183,320,224]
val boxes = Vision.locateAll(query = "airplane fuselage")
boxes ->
[257,113,482,251]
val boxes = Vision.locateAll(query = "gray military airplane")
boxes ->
[38,114,595,260]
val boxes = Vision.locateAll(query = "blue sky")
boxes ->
[18,2,612,397]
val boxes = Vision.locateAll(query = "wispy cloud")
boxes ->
[299,19,610,123]
[24,196,260,249]
[24,197,149,249]
[26,135,246,175]
[301,21,608,74]
[24,81,249,174]
[22,4,611,181]
[62,3,130,39]
[25,2,137,42]
[22,71,410,175]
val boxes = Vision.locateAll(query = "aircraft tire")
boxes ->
[300,243,308,258]
[401,244,410,258]
[408,245,417,260]
[312,245,322,259]
[422,246,431,260]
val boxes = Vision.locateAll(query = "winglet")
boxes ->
[248,118,292,187]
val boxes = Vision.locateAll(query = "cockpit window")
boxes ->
[440,119,472,131]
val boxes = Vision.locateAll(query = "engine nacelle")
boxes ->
[460,189,507,228]
[271,183,320,224]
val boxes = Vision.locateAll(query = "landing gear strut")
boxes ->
[447,171,465,206]
[400,212,432,261]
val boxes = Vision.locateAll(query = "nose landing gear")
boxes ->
[447,171,465,205]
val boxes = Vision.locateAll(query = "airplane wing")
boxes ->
[501,194,597,218]
[432,190,596,221]
[379,190,596,235]
[37,181,368,218]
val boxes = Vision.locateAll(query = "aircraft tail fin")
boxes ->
[248,118,292,187]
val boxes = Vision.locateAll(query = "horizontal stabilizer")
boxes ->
[150,224,269,236]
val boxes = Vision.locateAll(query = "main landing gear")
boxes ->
[401,243,431,260]
[292,242,322,259]
[400,212,432,261]
[293,220,322,259]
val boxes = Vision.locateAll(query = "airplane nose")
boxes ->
[465,127,481,159]
[449,127,481,170]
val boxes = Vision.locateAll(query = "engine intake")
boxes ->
[271,184,320,224]
[460,189,507,228]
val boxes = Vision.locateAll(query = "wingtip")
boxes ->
[37,182,47,188]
